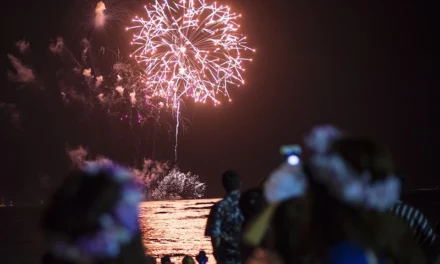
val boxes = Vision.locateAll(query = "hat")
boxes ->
[242,162,307,246]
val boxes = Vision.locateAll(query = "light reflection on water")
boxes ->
[139,199,219,263]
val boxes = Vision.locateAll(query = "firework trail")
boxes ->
[127,0,254,160]
[7,54,35,84]
[175,101,180,163]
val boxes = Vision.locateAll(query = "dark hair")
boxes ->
[258,177,268,188]
[239,187,266,223]
[41,169,151,264]
[161,255,171,264]
[182,255,195,264]
[305,138,426,263]
[331,138,394,181]
[239,187,269,262]
[271,197,310,264]
[222,170,240,192]
[195,251,207,264]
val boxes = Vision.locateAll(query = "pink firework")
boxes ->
[127,0,254,108]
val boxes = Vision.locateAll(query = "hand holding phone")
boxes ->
[280,144,301,166]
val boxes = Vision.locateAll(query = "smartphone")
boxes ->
[280,144,301,165]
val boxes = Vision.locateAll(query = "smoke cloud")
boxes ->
[81,39,90,62]
[49,37,64,55]
[7,54,35,83]
[83,68,93,78]
[129,92,136,105]
[67,146,88,167]
[115,86,124,95]
[66,147,206,200]
[0,102,21,129]
[16,39,30,53]
[96,75,103,87]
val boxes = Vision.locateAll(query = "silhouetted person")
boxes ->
[195,251,208,264]
[205,170,243,264]
[182,255,195,264]
[161,255,171,264]
[40,162,154,264]
[238,187,269,262]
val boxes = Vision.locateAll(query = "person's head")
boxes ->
[239,187,267,224]
[182,255,195,264]
[161,255,171,264]
[195,251,208,264]
[304,126,399,213]
[331,137,394,180]
[222,170,240,193]
[303,126,426,263]
[41,161,148,264]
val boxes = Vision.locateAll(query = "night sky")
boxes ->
[1,0,437,202]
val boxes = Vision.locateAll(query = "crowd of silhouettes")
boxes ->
[39,125,439,264]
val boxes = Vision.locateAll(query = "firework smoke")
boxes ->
[7,54,35,83]
[66,146,206,200]
[150,169,206,200]
[67,146,88,166]
[95,1,106,28]
[15,39,30,54]
[49,37,64,54]
[0,102,21,129]
[81,39,90,62]
[82,68,93,78]
[129,91,136,105]
[95,75,103,87]
[115,86,124,95]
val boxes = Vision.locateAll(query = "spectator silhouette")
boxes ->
[182,255,195,264]
[205,170,243,264]
[40,161,153,264]
[161,255,172,264]
[195,251,208,264]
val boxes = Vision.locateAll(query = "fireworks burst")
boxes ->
[127,0,255,108]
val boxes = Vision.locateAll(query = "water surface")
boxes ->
[139,199,218,263]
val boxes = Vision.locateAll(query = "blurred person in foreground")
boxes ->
[243,145,309,264]
[389,177,437,260]
[205,170,244,264]
[239,186,268,262]
[41,161,153,264]
[245,125,427,264]
[302,126,427,263]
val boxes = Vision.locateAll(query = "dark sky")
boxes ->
[1,0,437,202]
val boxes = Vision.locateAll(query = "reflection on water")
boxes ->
[139,199,219,263]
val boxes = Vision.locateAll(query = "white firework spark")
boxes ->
[127,0,254,108]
